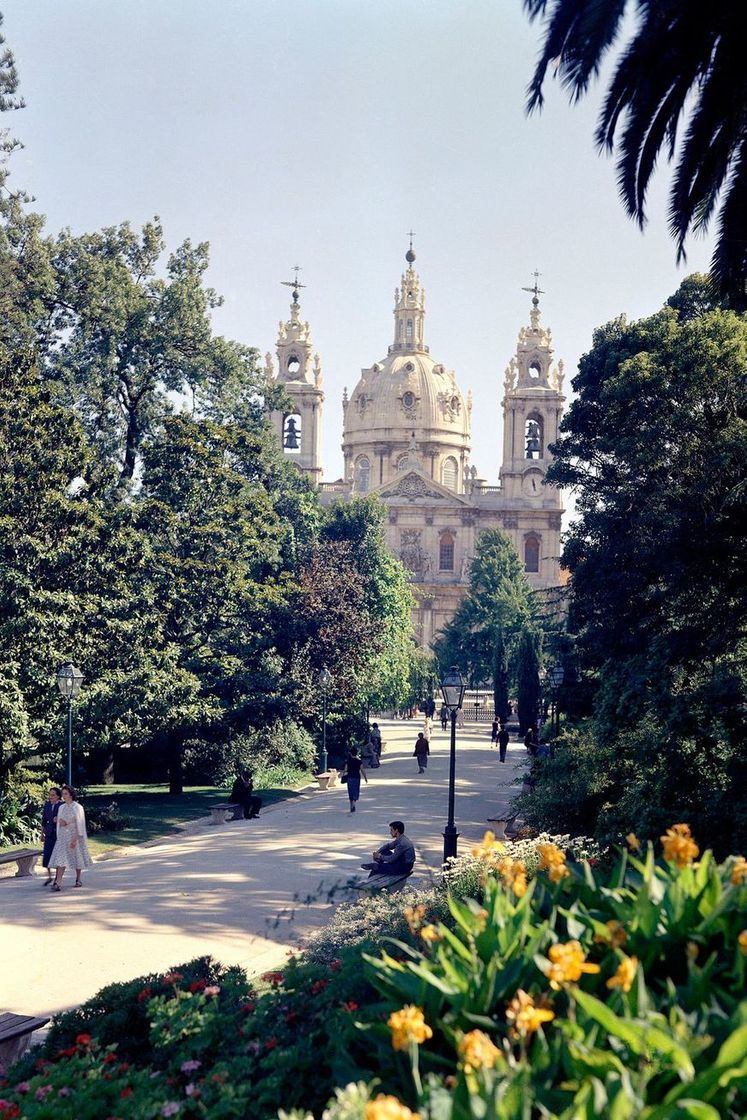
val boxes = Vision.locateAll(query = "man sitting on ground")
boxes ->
[361,820,415,878]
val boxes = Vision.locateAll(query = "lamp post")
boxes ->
[549,665,564,739]
[319,666,332,774]
[440,665,466,862]
[57,664,84,785]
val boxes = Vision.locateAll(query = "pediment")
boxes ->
[374,470,470,505]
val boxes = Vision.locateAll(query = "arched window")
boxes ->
[442,456,458,490]
[355,456,371,493]
[287,355,300,375]
[406,318,413,342]
[396,453,409,472]
[439,531,455,571]
[283,413,302,453]
[529,360,542,380]
[524,534,540,573]
[525,413,544,459]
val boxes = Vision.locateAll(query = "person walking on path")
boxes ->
[491,719,498,745]
[361,820,415,877]
[40,786,61,886]
[440,705,448,731]
[49,785,93,891]
[370,723,382,764]
[414,731,430,773]
[498,724,510,763]
[341,747,368,812]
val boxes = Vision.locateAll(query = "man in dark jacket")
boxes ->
[361,821,415,877]
[229,772,262,819]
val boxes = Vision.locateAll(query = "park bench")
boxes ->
[0,848,43,878]
[351,871,412,894]
[314,768,339,791]
[486,807,521,841]
[0,1012,49,1067]
[208,803,244,825]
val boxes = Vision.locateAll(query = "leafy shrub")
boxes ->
[304,888,450,964]
[83,800,130,833]
[182,722,317,786]
[0,764,46,845]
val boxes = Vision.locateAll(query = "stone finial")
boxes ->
[313,353,322,387]
[264,352,275,378]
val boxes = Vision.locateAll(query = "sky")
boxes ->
[2,1,714,481]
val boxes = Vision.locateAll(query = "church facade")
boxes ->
[267,247,565,649]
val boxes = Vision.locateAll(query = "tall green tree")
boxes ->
[516,628,542,734]
[542,276,747,852]
[435,530,537,719]
[524,1,747,307]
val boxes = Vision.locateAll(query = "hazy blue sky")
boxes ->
[3,1,713,479]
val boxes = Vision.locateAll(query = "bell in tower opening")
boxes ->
[283,414,301,451]
[525,417,542,458]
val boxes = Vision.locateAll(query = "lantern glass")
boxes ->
[57,663,84,700]
[549,665,565,688]
[319,667,332,692]
[440,666,465,711]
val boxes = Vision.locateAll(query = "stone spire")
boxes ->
[390,235,427,354]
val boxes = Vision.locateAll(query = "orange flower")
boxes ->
[626,832,641,852]
[365,1095,421,1120]
[388,1005,433,1050]
[497,857,528,897]
[403,904,426,934]
[738,930,747,956]
[420,923,441,943]
[537,841,570,883]
[543,940,600,990]
[471,830,504,865]
[505,989,555,1037]
[660,824,699,868]
[730,857,747,886]
[606,955,638,993]
[458,1029,502,1072]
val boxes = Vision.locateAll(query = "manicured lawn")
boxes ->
[82,780,310,856]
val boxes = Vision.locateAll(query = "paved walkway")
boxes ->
[0,720,526,1019]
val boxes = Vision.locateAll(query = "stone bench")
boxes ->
[208,803,244,826]
[314,769,339,791]
[352,872,412,894]
[0,848,43,878]
[0,1012,49,1067]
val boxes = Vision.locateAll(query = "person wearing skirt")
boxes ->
[40,786,61,885]
[50,784,93,891]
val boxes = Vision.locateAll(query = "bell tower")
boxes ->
[390,234,428,354]
[267,268,324,483]
[499,274,565,583]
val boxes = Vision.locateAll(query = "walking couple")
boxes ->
[41,784,93,891]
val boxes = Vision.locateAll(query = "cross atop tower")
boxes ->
[406,230,416,264]
[282,265,306,305]
[522,270,545,307]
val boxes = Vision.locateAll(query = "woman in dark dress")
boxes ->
[40,786,61,886]
[342,747,368,813]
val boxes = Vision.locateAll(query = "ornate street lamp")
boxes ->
[440,665,466,862]
[57,663,84,785]
[318,666,332,774]
[549,664,564,738]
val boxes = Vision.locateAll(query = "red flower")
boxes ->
[117,1063,130,1073]
[119,1087,133,1099]
[0,1104,21,1119]
[75,1033,93,1047]
[343,1001,359,1012]
[56,1047,77,1058]
[284,1011,298,1025]
[329,960,342,972]
[162,972,184,984]
[261,971,284,987]
[189,979,207,993]
[103,1053,117,1064]
[265,1037,279,1051]
[240,1002,256,1014]
[137,987,153,1003]
[310,980,329,995]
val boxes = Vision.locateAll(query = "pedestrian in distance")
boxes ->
[360,820,415,877]
[414,731,430,773]
[440,705,448,731]
[370,722,383,763]
[498,723,510,763]
[229,771,262,819]
[524,726,539,757]
[49,785,92,891]
[341,747,368,812]
[40,786,61,886]
[491,719,498,745]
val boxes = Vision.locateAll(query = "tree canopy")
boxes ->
[524,1,747,308]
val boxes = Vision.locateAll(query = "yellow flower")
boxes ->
[738,930,747,956]
[458,1029,502,1072]
[686,942,699,962]
[365,1095,421,1120]
[730,857,747,886]
[505,989,555,1037]
[497,857,528,897]
[626,832,641,852]
[388,1005,433,1051]
[537,841,570,883]
[660,823,699,868]
[471,830,505,865]
[420,924,441,943]
[606,955,638,993]
[403,904,426,934]
[594,920,628,949]
[543,940,601,990]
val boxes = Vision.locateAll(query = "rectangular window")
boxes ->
[439,540,454,571]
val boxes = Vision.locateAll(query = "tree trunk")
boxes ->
[168,734,184,795]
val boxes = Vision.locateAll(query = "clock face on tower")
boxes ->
[522,470,544,498]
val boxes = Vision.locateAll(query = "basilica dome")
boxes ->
[342,249,471,494]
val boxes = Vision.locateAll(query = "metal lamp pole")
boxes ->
[549,665,564,739]
[319,666,332,773]
[56,664,84,785]
[441,665,465,863]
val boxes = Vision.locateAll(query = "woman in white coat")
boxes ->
[50,784,93,891]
